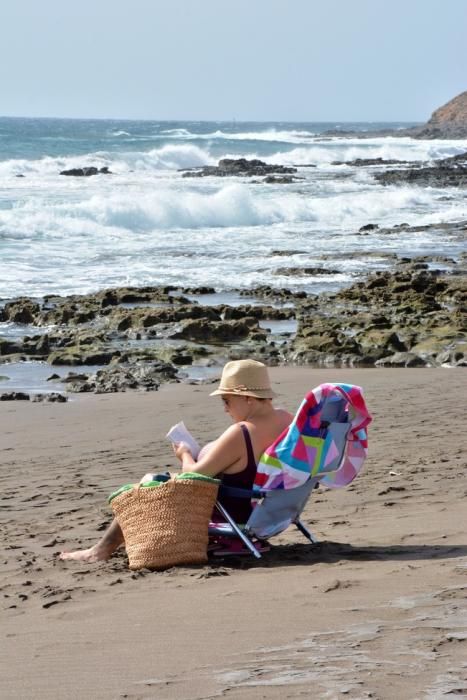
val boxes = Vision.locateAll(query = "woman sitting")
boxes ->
[60,359,292,563]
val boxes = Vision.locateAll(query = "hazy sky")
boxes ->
[1,0,466,122]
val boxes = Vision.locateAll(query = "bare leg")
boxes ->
[59,518,124,562]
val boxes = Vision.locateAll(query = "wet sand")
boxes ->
[1,367,467,699]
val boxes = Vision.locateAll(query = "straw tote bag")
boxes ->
[110,475,219,570]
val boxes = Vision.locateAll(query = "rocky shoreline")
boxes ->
[323,90,467,140]
[1,219,465,399]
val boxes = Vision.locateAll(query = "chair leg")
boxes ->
[295,518,318,544]
[214,502,262,559]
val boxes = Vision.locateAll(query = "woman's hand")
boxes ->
[173,442,192,462]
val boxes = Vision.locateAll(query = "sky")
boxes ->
[1,0,466,122]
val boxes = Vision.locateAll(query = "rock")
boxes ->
[38,299,101,326]
[3,298,40,324]
[375,352,428,367]
[180,158,297,178]
[262,175,300,184]
[375,164,467,188]
[354,329,407,359]
[0,339,23,356]
[410,90,467,139]
[66,361,178,393]
[270,249,307,256]
[222,304,294,321]
[59,166,112,176]
[333,157,407,167]
[274,266,340,276]
[106,304,221,332]
[324,92,467,140]
[170,318,259,343]
[359,223,379,232]
[0,392,30,401]
[62,372,90,383]
[47,346,117,366]
[239,285,307,302]
[180,286,216,295]
[291,254,467,368]
[31,393,67,403]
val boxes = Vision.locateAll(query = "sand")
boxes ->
[1,367,467,700]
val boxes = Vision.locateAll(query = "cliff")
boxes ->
[411,90,467,139]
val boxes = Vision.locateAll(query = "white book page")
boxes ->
[166,421,201,460]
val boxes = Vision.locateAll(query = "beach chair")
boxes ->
[209,383,372,558]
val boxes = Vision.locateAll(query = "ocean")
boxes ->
[1,116,467,301]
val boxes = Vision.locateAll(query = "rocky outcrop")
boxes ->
[374,151,467,187]
[62,361,178,393]
[322,91,467,140]
[262,175,301,184]
[410,91,467,139]
[274,267,340,276]
[170,318,266,343]
[0,392,30,401]
[1,238,465,398]
[332,157,408,167]
[180,158,297,178]
[60,166,112,176]
[292,262,467,368]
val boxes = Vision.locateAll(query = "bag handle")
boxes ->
[133,478,176,498]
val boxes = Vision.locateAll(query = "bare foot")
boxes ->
[59,546,111,562]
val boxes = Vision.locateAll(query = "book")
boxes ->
[165,421,201,460]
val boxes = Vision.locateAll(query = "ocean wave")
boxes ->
[264,139,467,166]
[0,144,214,178]
[0,182,445,241]
[0,153,113,178]
[160,128,194,137]
[197,129,317,144]
[2,136,465,180]
[154,128,317,144]
[131,144,214,170]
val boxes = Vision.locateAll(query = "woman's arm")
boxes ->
[174,424,245,478]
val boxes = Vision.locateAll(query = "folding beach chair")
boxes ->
[209,383,372,558]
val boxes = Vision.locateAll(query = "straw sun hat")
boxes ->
[210,359,276,400]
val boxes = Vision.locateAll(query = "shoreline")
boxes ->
[1,366,467,698]
[1,222,466,399]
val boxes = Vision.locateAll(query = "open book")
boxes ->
[165,421,201,460]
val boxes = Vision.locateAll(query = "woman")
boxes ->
[60,359,292,563]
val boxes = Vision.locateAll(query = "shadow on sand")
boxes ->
[209,541,467,570]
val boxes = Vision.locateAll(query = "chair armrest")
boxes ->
[218,484,265,500]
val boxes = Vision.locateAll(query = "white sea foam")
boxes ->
[0,181,451,243]
[1,137,464,180]
[0,144,214,178]
[1,120,466,299]
[265,138,467,166]
[131,144,214,170]
[159,128,317,143]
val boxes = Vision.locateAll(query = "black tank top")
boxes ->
[216,423,257,524]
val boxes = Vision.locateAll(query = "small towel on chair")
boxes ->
[255,383,372,491]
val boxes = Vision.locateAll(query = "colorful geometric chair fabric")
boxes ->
[254,383,372,491]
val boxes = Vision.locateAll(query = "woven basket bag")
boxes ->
[110,477,219,570]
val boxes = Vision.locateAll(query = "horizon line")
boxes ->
[0,114,423,125]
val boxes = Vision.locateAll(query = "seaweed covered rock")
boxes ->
[170,318,264,343]
[3,298,41,324]
[180,158,297,178]
[64,361,178,393]
[292,264,467,367]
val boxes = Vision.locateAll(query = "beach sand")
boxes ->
[1,367,467,699]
